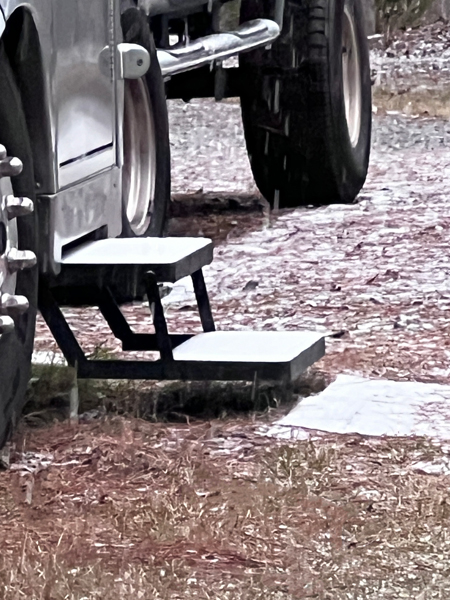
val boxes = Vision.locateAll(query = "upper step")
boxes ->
[157,19,280,77]
[58,237,213,283]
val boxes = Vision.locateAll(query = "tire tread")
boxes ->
[240,0,371,207]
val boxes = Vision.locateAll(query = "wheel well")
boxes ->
[1,8,54,193]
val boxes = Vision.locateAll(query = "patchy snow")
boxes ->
[162,276,196,308]
[270,374,450,441]
[32,351,67,366]
[34,108,450,383]
[370,22,450,103]
[33,32,450,387]
[409,457,450,476]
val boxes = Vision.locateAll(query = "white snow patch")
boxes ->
[32,351,67,366]
[162,276,196,308]
[270,374,450,441]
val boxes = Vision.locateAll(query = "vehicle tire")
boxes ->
[0,44,38,448]
[239,0,371,208]
[121,8,171,237]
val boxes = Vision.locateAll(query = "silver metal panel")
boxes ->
[1,1,119,187]
[39,167,122,267]
[173,331,325,363]
[52,0,116,184]
[58,147,116,190]
[1,1,124,250]
[157,19,280,77]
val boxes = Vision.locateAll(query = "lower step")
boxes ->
[172,331,325,381]
[77,331,325,382]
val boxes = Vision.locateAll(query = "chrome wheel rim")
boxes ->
[123,78,157,236]
[342,6,362,148]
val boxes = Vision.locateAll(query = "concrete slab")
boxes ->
[270,374,450,440]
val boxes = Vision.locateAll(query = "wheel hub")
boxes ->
[0,145,36,336]
[342,6,362,148]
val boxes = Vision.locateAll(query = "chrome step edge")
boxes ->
[157,19,280,77]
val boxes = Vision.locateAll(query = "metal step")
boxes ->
[171,331,325,382]
[40,235,326,385]
[58,330,325,383]
[58,237,213,283]
[157,19,280,78]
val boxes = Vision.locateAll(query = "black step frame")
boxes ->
[38,268,280,382]
[39,265,322,382]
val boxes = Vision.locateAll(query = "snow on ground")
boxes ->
[270,375,450,441]
[34,30,450,390]
[370,22,450,101]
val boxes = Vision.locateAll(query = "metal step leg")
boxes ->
[39,275,326,381]
[38,279,87,370]
[145,271,173,362]
[191,269,215,333]
[39,277,174,380]
[97,286,192,351]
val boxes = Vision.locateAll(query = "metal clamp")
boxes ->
[117,43,151,79]
[99,43,151,80]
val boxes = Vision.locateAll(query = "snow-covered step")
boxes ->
[171,331,325,381]
[75,330,325,382]
[58,237,213,282]
[43,236,326,384]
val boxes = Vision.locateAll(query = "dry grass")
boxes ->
[373,87,450,119]
[375,0,434,39]
[2,411,450,599]
[22,363,328,425]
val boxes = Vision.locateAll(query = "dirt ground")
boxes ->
[4,22,450,599]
